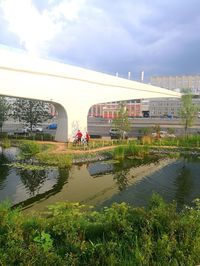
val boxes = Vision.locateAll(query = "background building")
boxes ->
[147,97,200,118]
[150,75,200,95]
[88,100,142,119]
[88,96,200,120]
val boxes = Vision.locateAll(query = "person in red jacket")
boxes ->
[85,132,90,144]
[75,130,82,145]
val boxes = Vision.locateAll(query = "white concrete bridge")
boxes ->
[0,46,181,142]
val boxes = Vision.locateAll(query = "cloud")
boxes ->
[0,0,200,81]
[0,0,86,56]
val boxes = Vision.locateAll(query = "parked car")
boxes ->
[14,128,29,135]
[46,123,57,129]
[109,128,128,139]
[152,131,175,138]
[23,125,43,133]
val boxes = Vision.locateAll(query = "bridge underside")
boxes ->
[0,47,181,142]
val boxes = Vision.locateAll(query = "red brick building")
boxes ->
[88,100,142,118]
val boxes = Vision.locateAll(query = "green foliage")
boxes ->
[153,124,161,134]
[19,141,40,159]
[153,124,161,139]
[178,134,200,147]
[34,231,53,252]
[11,98,51,130]
[150,135,200,149]
[10,132,54,141]
[34,133,54,141]
[113,143,149,160]
[0,96,10,133]
[140,127,151,136]
[180,94,199,137]
[0,195,200,265]
[0,132,8,139]
[113,145,125,160]
[9,162,48,171]
[111,102,131,138]
[141,135,153,145]
[167,127,175,134]
[36,153,72,168]
[1,138,11,149]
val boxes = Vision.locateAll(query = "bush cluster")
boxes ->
[140,134,200,148]
[0,195,200,265]
[36,153,72,168]
[113,143,149,160]
[19,141,41,159]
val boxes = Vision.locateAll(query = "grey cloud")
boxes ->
[1,0,200,82]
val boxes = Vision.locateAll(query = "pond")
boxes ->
[0,147,200,211]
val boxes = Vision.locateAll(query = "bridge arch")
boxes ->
[0,46,181,142]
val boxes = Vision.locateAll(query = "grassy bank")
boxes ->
[6,137,200,169]
[0,194,200,265]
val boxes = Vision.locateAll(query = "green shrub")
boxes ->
[34,133,54,141]
[1,138,11,149]
[113,143,149,160]
[113,146,125,160]
[1,195,200,265]
[178,135,200,147]
[36,153,72,168]
[0,132,8,139]
[19,141,40,159]
[141,135,153,145]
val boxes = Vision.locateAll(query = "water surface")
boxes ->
[0,147,200,211]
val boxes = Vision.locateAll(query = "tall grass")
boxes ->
[36,153,72,168]
[150,135,200,148]
[113,142,149,160]
[1,138,11,149]
[19,140,40,159]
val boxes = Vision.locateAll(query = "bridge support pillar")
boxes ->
[54,102,89,143]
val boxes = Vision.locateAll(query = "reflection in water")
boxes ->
[112,156,160,191]
[18,169,48,196]
[99,157,200,210]
[0,154,9,189]
[1,146,200,211]
[113,169,129,191]
[175,158,193,209]
[0,147,70,208]
[14,167,70,209]
[88,156,160,191]
[87,162,113,176]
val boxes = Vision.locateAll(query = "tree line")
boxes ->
[111,94,199,138]
[0,94,199,136]
[0,97,51,133]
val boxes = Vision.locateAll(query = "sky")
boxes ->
[0,0,200,82]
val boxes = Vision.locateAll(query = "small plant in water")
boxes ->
[113,146,125,160]
[19,141,40,159]
[1,138,11,149]
[9,162,49,171]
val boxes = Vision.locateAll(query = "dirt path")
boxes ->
[38,141,116,154]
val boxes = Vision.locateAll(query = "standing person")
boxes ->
[76,130,83,145]
[85,132,90,144]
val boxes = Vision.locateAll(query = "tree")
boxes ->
[12,99,51,131]
[153,124,161,139]
[139,127,151,136]
[180,94,199,137]
[0,96,10,133]
[111,102,131,138]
